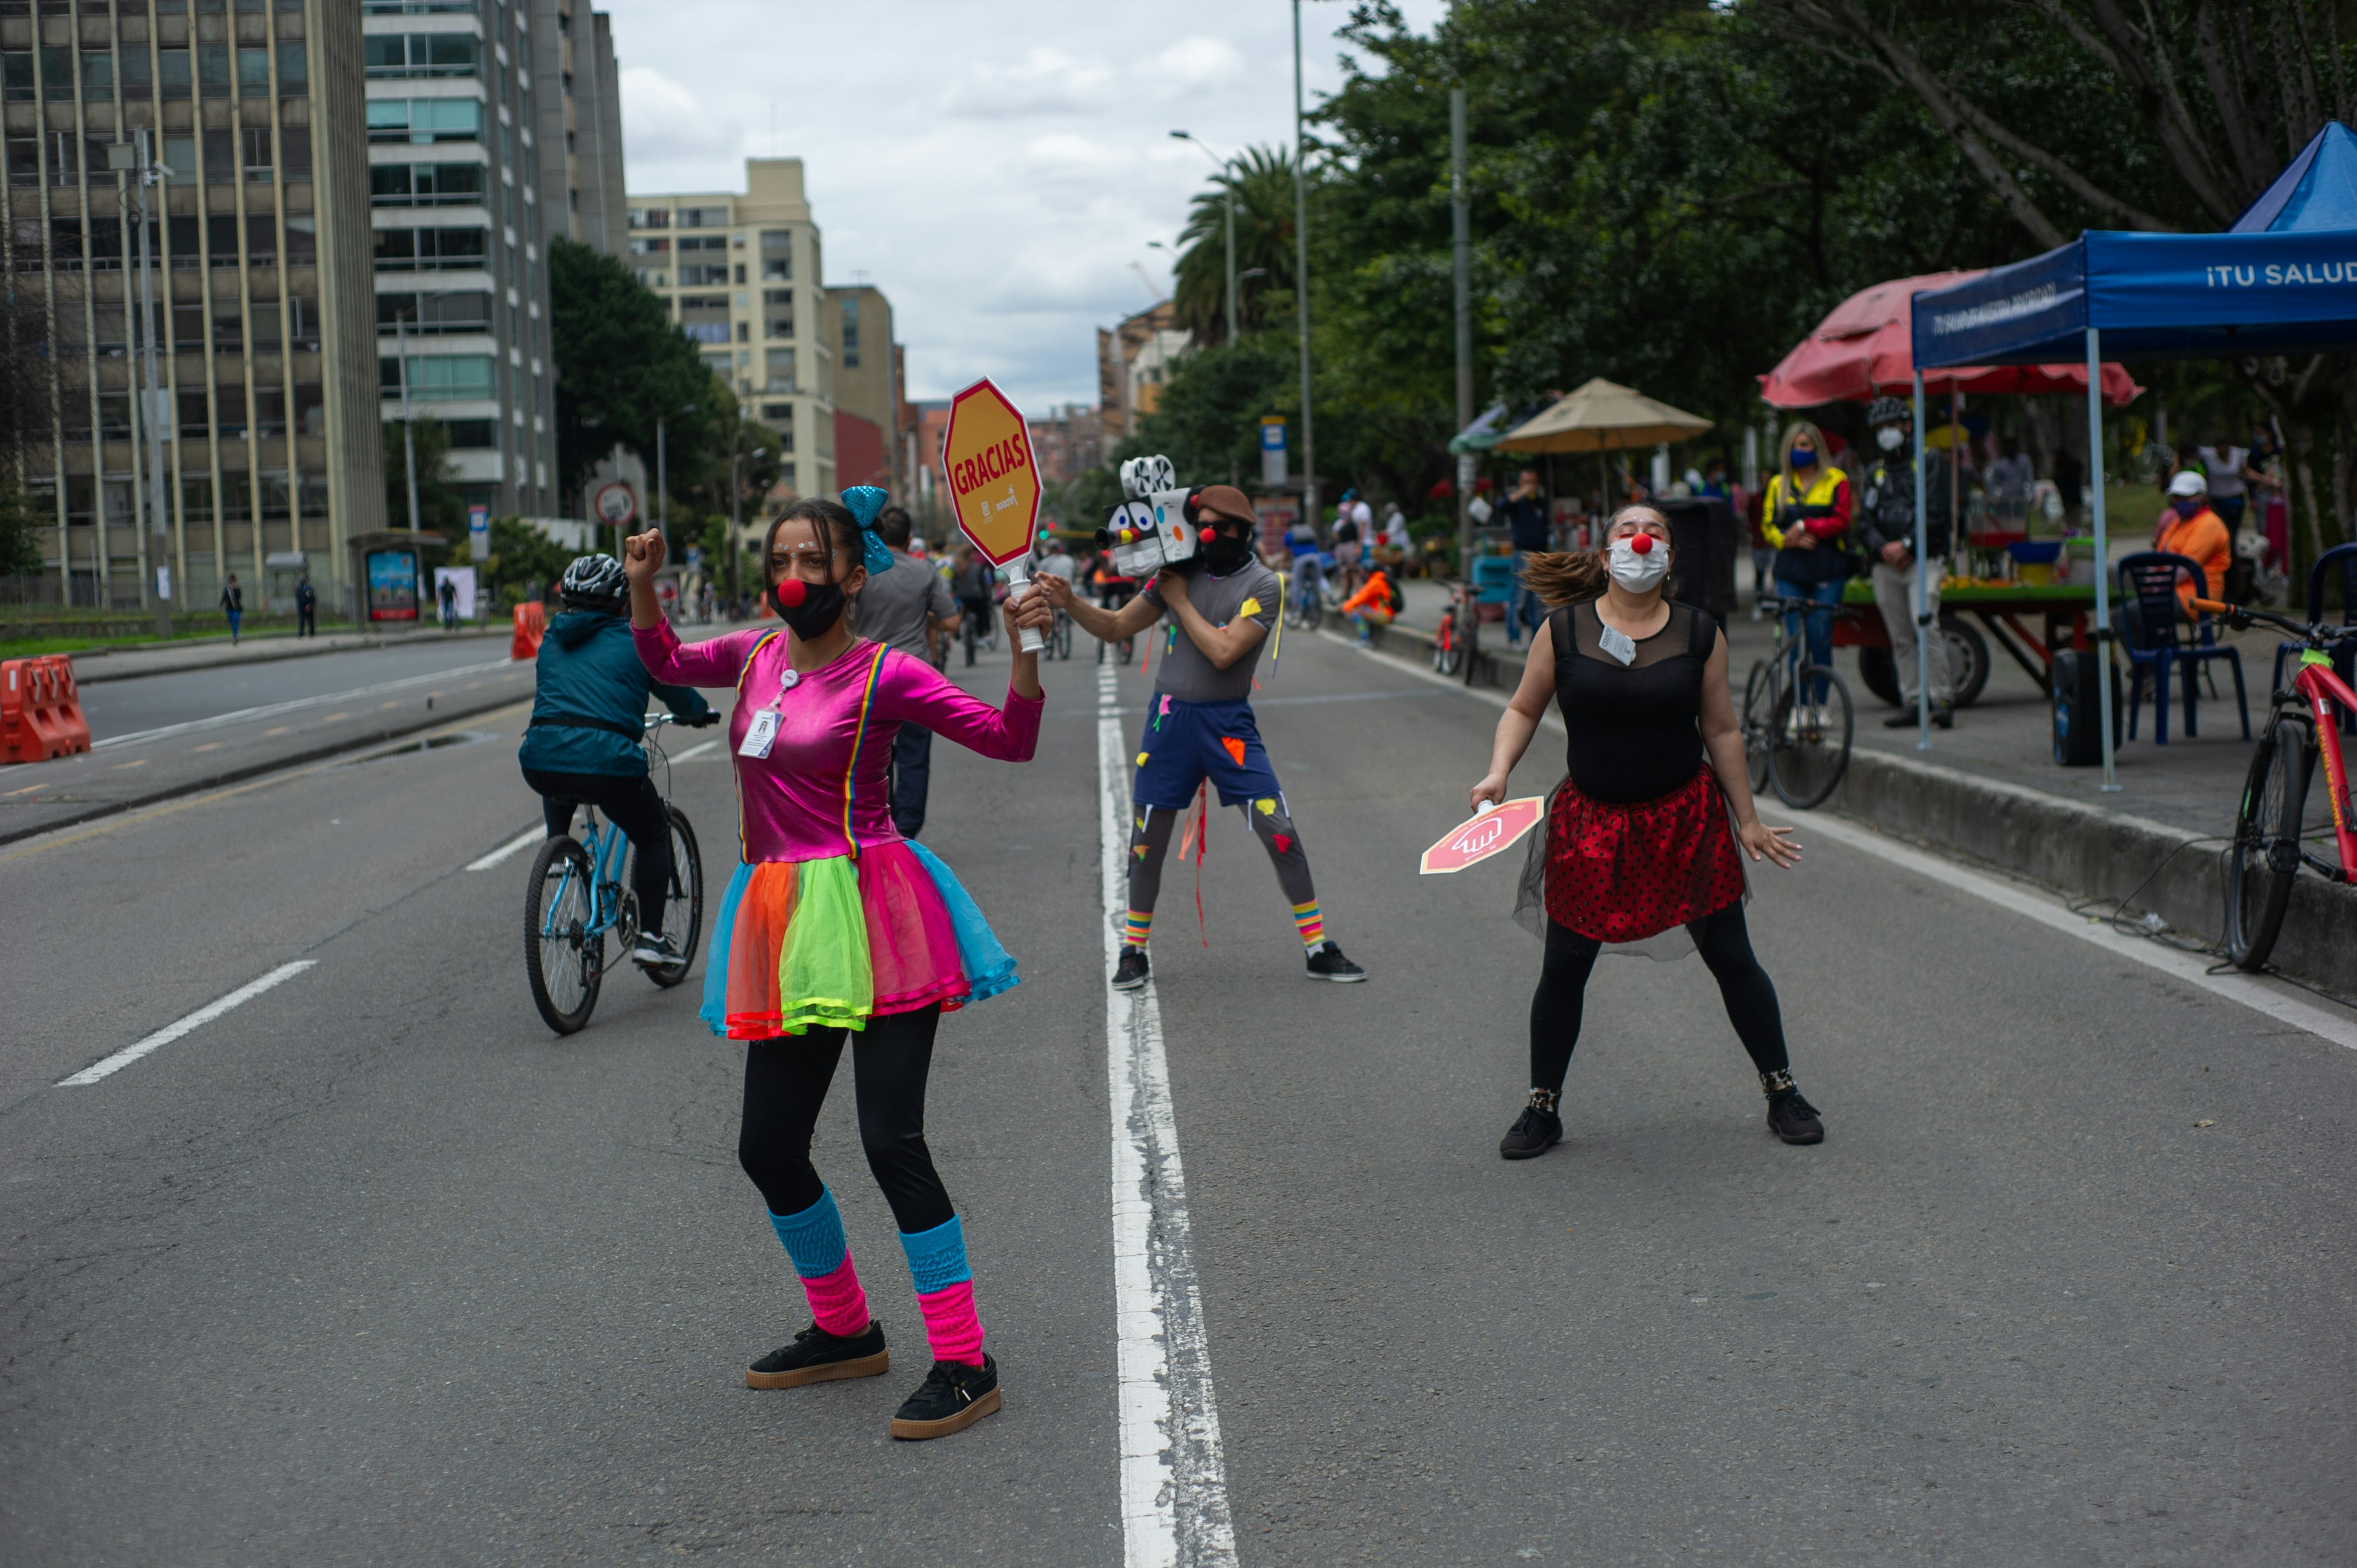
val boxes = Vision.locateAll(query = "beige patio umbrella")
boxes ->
[1494,377,1713,453]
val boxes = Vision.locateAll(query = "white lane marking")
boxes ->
[58,961,317,1086]
[92,658,519,750]
[1338,628,2357,1050]
[465,828,544,872]
[668,739,722,763]
[1097,662,1239,1568]
[1762,806,2357,1051]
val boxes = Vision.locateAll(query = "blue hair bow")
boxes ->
[841,486,896,577]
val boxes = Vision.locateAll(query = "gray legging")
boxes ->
[1128,797,1317,919]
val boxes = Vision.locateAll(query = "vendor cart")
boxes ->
[1835,579,2094,708]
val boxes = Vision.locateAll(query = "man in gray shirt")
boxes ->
[1038,483,1364,991]
[862,504,961,838]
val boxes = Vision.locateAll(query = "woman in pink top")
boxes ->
[625,488,1050,1441]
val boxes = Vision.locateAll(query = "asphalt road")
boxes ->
[3,624,2353,1566]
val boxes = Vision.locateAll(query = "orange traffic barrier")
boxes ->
[1,655,92,763]
[511,600,547,660]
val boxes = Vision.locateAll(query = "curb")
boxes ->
[1348,613,2356,994]
[63,627,509,684]
[0,687,530,849]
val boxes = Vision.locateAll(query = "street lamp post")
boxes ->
[395,307,420,535]
[113,132,172,638]
[727,434,768,621]
[656,401,695,543]
[1170,131,1237,344]
[1450,87,1473,579]
[1291,0,1318,538]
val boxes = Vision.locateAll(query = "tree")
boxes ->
[548,237,728,512]
[382,414,467,539]
[1172,146,1303,345]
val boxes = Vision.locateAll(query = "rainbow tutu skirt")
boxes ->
[699,840,1018,1039]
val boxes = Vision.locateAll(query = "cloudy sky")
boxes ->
[600,0,1449,414]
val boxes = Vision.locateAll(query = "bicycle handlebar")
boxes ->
[2191,598,2355,646]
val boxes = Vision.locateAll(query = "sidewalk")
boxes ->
[1340,579,2355,995]
[57,624,508,684]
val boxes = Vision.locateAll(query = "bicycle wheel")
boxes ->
[525,836,604,1034]
[2223,714,2313,971]
[1770,665,1854,809]
[632,805,705,989]
[1741,660,1777,794]
[1433,612,1462,676]
[1055,616,1074,660]
[1119,635,1134,665]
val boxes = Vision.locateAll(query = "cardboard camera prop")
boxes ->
[1095,454,1199,577]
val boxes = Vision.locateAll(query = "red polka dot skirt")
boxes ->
[1543,765,1746,943]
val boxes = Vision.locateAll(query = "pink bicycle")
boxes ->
[2196,597,2357,971]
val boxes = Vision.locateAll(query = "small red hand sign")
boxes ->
[1418,798,1546,875]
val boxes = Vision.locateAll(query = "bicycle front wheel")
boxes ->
[2223,714,2313,971]
[1770,665,1853,809]
[525,836,604,1034]
[634,805,706,989]
[1741,660,1777,794]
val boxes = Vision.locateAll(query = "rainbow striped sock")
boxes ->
[1123,910,1153,948]
[1291,900,1325,950]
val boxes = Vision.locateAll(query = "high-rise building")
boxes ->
[3,0,384,612]
[366,0,557,520]
[528,0,620,255]
[824,280,899,495]
[625,157,832,501]
[1096,299,1186,461]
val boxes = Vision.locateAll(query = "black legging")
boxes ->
[523,767,673,938]
[1529,903,1788,1094]
[737,1004,955,1234]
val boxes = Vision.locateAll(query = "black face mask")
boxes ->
[1198,525,1252,574]
[768,579,846,639]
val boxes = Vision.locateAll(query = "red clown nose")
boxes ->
[773,578,808,607]
[1630,535,1654,554]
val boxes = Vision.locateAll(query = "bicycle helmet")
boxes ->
[561,552,629,612]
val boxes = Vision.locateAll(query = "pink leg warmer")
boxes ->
[915,1280,986,1367]
[801,1256,870,1339]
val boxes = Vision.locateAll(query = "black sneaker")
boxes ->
[745,1320,889,1389]
[1500,1093,1563,1160]
[1883,709,1921,728]
[1933,700,1954,730]
[889,1353,1002,1440]
[1765,1087,1825,1145]
[630,932,683,968]
[1304,941,1366,982]
[1112,946,1150,991]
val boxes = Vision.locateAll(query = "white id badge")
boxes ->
[738,708,781,759]
[1598,624,1638,666]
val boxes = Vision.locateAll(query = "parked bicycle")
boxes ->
[524,713,706,1035]
[2194,597,2355,971]
[1434,579,1480,681]
[1743,595,1857,809]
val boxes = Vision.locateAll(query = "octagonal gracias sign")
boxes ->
[940,377,1041,567]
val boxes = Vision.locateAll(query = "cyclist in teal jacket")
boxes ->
[519,554,718,967]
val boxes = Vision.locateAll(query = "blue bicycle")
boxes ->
[524,714,706,1035]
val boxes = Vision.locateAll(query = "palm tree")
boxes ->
[1172,145,1299,346]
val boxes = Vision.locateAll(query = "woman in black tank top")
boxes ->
[1465,504,1824,1157]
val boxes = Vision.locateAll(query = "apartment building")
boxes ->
[824,280,899,495]
[2,0,382,611]
[366,0,556,519]
[625,157,832,501]
[528,0,619,255]
[1096,299,1187,460]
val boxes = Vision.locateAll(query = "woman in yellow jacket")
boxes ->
[1762,419,1856,702]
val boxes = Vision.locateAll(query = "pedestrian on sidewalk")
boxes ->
[862,503,962,839]
[627,489,1054,1442]
[1036,483,1367,992]
[1501,468,1552,649]
[1760,420,1854,706]
[1473,504,1821,1161]
[1857,397,1956,729]
[295,572,317,637]
[438,574,459,630]
[219,574,242,644]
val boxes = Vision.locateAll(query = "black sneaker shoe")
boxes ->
[1111,946,1150,991]
[745,1320,890,1389]
[1765,1087,1825,1145]
[1933,700,1954,730]
[1499,1091,1563,1160]
[630,932,683,968]
[1304,941,1366,982]
[1883,709,1921,728]
[889,1354,1002,1440]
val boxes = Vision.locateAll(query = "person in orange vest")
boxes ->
[2156,468,2231,607]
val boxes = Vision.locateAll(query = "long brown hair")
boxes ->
[1517,503,1673,606]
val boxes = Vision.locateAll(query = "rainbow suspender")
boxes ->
[837,643,890,862]
[729,631,785,862]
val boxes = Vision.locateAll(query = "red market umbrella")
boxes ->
[1759,271,2143,409]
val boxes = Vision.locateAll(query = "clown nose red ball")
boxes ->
[774,578,808,607]
[1630,535,1653,554]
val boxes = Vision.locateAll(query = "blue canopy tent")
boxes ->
[1908,121,2357,787]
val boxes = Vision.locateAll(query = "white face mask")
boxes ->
[1606,535,1669,592]
[1877,426,1905,451]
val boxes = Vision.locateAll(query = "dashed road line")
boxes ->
[57,961,317,1086]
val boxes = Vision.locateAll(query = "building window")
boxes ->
[760,402,794,423]
[765,315,792,341]
[238,47,269,96]
[242,126,273,180]
[5,136,34,187]
[681,320,729,344]
[444,417,495,447]
[677,262,728,287]
[196,44,229,95]
[627,235,668,258]
[373,226,489,271]
[371,160,484,206]
[121,50,151,100]
[378,289,492,333]
[1,52,30,103]
[676,206,725,228]
[281,128,311,179]
[764,350,796,393]
[367,98,483,144]
[627,207,668,230]
[80,50,112,101]
[158,49,190,99]
[381,352,497,401]
[39,45,69,95]
[48,132,78,187]
[364,34,480,79]
[277,42,306,90]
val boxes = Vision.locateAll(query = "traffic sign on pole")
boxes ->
[1418,798,1546,875]
[940,377,1041,568]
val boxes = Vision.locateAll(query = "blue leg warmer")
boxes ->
[768,1186,850,1280]
[897,1213,974,1295]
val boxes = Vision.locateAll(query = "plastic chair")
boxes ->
[2116,552,2248,744]
[2274,542,2357,732]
